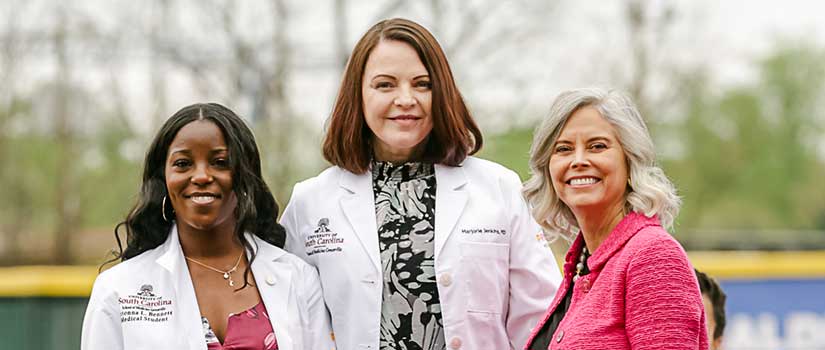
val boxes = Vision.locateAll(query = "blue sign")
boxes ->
[720,278,825,349]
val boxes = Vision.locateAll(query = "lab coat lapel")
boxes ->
[155,225,207,350]
[434,164,468,258]
[339,169,381,273]
[247,235,294,350]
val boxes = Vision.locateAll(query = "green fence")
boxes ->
[0,266,95,350]
[0,297,88,350]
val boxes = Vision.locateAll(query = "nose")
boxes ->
[393,85,417,108]
[570,148,590,169]
[190,164,214,185]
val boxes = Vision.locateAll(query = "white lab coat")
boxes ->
[81,226,335,350]
[281,157,562,350]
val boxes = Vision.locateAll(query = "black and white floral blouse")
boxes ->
[372,161,445,350]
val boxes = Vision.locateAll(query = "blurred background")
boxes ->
[0,0,823,349]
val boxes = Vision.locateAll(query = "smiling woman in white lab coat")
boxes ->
[81,103,334,350]
[281,18,562,350]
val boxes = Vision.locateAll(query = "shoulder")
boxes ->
[459,156,523,188]
[285,166,343,208]
[89,248,164,305]
[461,156,520,178]
[625,224,686,258]
[95,248,163,286]
[622,225,694,284]
[288,166,348,199]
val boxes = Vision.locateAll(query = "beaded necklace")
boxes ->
[573,246,591,283]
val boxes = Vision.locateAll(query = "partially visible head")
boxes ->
[114,103,284,261]
[323,18,482,172]
[696,269,727,350]
[523,88,680,238]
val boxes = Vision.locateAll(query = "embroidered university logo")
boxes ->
[305,217,345,256]
[118,284,173,324]
[315,218,331,233]
[138,284,154,297]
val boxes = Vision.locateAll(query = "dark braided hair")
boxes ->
[106,103,285,289]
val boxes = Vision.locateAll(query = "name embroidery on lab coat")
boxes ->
[118,284,174,323]
[460,227,507,235]
[305,218,345,256]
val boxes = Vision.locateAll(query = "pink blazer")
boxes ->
[524,212,708,350]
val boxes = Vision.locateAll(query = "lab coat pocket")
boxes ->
[460,241,509,314]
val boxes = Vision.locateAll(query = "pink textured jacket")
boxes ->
[524,212,708,350]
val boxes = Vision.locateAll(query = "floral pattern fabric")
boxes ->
[202,302,278,350]
[372,161,445,350]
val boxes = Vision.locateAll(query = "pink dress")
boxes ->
[202,302,279,350]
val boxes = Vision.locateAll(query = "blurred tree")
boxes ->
[53,8,84,264]
[672,44,825,233]
[0,98,36,265]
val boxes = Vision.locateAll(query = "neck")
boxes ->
[373,141,427,164]
[573,201,626,253]
[177,220,243,260]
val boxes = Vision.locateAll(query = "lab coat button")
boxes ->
[266,275,275,285]
[449,337,462,349]
[439,273,452,287]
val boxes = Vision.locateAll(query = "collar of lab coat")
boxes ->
[152,226,295,350]
[336,162,469,273]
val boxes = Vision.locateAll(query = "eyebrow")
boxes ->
[370,74,396,81]
[554,135,613,144]
[168,147,228,156]
[369,73,430,81]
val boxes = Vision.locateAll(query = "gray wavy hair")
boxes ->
[523,88,680,240]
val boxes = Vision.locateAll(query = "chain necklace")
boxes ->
[185,251,244,287]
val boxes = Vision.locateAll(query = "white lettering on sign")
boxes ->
[724,312,825,349]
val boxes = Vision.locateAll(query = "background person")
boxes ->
[522,88,708,349]
[281,18,561,350]
[696,268,727,350]
[81,103,333,350]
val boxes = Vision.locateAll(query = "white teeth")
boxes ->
[570,177,597,186]
[191,196,216,204]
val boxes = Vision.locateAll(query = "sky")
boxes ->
[6,0,825,136]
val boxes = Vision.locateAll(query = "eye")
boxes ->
[589,142,607,151]
[213,157,230,168]
[553,145,572,153]
[415,80,432,89]
[374,81,394,90]
[172,158,191,168]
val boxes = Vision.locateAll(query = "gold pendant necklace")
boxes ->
[185,251,244,287]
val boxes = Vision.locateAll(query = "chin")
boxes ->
[388,139,426,151]
[181,216,221,231]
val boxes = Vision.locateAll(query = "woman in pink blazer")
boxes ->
[522,88,708,350]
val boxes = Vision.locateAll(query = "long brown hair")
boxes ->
[323,18,482,174]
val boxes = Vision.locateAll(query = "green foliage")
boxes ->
[0,99,143,264]
[672,44,825,232]
[75,118,143,228]
[478,126,535,181]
